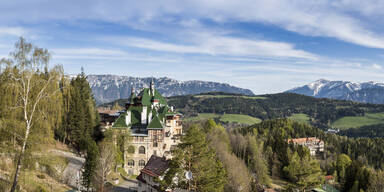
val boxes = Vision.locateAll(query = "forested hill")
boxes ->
[102,92,384,130]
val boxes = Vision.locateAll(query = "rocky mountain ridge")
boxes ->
[87,75,254,104]
[286,79,384,104]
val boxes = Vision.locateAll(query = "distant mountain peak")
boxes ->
[287,79,384,104]
[87,74,254,104]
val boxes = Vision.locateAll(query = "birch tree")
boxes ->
[3,37,63,192]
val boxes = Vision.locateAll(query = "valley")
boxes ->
[102,92,384,131]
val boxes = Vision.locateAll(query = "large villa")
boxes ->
[110,81,183,175]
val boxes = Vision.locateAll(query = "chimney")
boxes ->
[125,111,131,125]
[141,106,147,124]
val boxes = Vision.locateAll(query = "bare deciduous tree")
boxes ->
[94,141,116,192]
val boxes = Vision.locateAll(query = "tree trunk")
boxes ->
[10,123,30,192]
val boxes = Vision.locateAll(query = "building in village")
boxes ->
[287,137,324,156]
[137,155,169,192]
[98,108,120,131]
[111,81,183,175]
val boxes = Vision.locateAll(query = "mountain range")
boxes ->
[286,79,384,104]
[87,75,254,104]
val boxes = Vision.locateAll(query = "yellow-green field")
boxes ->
[288,113,310,125]
[184,113,262,125]
[332,112,384,130]
[194,95,267,100]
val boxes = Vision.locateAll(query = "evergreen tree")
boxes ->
[283,152,323,190]
[165,125,226,192]
[82,140,99,191]
[64,72,100,152]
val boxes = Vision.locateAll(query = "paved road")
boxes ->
[50,149,138,192]
[112,178,138,192]
[50,149,85,189]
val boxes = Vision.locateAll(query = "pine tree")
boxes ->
[82,140,99,191]
[283,152,323,190]
[165,125,226,192]
[64,72,100,152]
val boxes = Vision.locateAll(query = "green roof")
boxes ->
[112,86,180,131]
[112,113,128,128]
[138,88,167,106]
[148,116,163,129]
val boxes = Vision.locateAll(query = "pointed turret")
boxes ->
[150,79,155,96]
[129,87,136,104]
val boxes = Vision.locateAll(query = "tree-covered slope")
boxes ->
[102,92,384,130]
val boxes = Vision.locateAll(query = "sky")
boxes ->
[0,0,383,94]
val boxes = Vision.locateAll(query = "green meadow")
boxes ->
[184,113,262,125]
[332,112,384,130]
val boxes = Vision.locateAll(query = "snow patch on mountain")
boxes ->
[287,79,384,104]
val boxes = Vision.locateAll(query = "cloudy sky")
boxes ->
[0,0,383,94]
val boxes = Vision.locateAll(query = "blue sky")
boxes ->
[0,0,384,94]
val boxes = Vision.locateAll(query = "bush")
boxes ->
[36,174,46,179]
[127,145,135,154]
[117,167,128,177]
[34,185,49,192]
[0,180,10,192]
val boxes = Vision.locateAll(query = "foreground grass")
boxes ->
[0,141,71,192]
[332,112,384,130]
[185,113,261,125]
[288,113,310,125]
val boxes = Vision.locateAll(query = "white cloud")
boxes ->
[105,34,317,59]
[52,48,127,57]
[0,26,27,37]
[372,63,383,70]
[1,0,384,49]
[51,47,179,63]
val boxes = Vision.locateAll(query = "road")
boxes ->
[50,149,138,192]
[112,178,138,192]
[50,149,85,189]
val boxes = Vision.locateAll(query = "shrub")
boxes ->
[127,145,135,154]
[34,185,49,192]
[36,174,46,179]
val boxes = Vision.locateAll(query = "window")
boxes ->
[139,160,146,166]
[128,159,135,166]
[153,150,157,156]
[153,142,158,147]
[139,146,145,154]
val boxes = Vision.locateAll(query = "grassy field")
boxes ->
[184,113,261,125]
[332,112,384,130]
[220,114,262,125]
[184,113,220,121]
[194,95,267,100]
[288,113,310,125]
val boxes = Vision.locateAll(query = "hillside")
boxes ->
[287,79,384,104]
[87,75,254,104]
[102,92,384,130]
